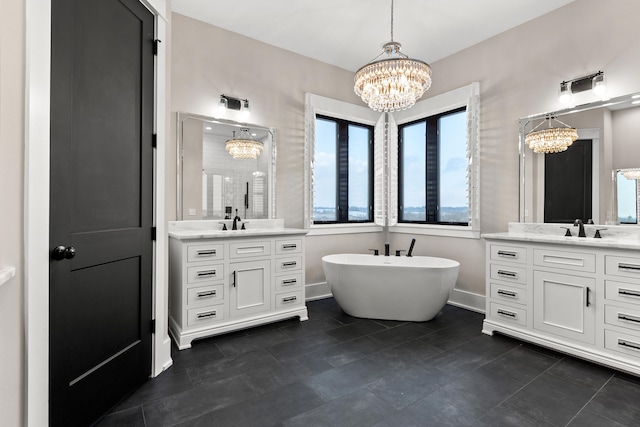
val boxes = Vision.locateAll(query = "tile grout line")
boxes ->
[563,373,615,427]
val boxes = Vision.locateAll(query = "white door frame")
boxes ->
[24,1,171,425]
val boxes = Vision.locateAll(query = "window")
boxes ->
[398,107,469,225]
[313,115,373,223]
[617,170,638,224]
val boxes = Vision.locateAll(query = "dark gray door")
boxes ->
[544,139,593,223]
[49,0,155,424]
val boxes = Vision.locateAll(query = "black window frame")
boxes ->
[313,114,374,224]
[398,106,468,226]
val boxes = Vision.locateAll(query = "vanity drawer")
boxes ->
[186,264,224,284]
[275,273,303,292]
[229,241,271,259]
[489,302,527,327]
[605,304,640,333]
[490,282,527,306]
[187,304,225,327]
[187,284,224,307]
[275,256,302,274]
[533,248,595,273]
[605,329,640,360]
[605,255,640,279]
[187,243,224,263]
[605,280,640,305]
[490,244,527,264]
[489,263,527,285]
[275,239,302,255]
[275,291,303,309]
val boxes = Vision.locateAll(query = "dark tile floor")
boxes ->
[98,298,640,426]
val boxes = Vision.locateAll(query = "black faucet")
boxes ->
[384,242,390,257]
[573,219,586,237]
[407,238,416,257]
[232,209,241,230]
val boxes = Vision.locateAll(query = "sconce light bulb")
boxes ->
[558,82,571,104]
[592,74,606,96]
[241,100,251,119]
[218,96,228,115]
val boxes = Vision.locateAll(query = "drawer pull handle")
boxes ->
[197,311,217,320]
[282,244,298,250]
[619,289,640,298]
[196,290,216,299]
[497,289,518,298]
[282,279,297,285]
[282,296,297,303]
[197,270,216,277]
[497,250,517,259]
[618,313,640,324]
[282,261,297,268]
[618,263,640,272]
[497,270,518,279]
[497,309,517,319]
[618,339,640,352]
[196,250,216,256]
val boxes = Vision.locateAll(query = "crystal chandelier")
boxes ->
[354,0,432,112]
[225,128,263,159]
[622,169,640,180]
[525,116,578,154]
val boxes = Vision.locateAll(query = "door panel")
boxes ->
[544,139,593,223]
[50,0,154,424]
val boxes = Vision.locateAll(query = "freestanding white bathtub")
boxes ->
[322,253,460,322]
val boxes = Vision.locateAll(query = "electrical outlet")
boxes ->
[524,209,529,217]
[188,208,196,216]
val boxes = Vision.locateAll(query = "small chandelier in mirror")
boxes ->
[354,0,432,112]
[525,115,578,154]
[225,128,263,159]
[622,169,640,180]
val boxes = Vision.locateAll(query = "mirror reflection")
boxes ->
[520,93,640,224]
[614,168,640,224]
[177,112,275,220]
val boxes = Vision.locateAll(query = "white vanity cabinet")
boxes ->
[484,234,640,376]
[169,232,308,349]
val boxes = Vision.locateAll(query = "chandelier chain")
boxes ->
[390,0,394,41]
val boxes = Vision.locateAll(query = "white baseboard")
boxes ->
[305,281,332,301]
[305,281,486,314]
[448,288,486,313]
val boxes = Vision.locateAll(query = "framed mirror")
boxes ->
[176,112,276,220]
[519,92,640,224]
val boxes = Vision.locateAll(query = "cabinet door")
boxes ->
[533,270,595,344]
[229,259,271,318]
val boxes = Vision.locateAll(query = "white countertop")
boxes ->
[168,219,308,240]
[482,222,640,250]
[169,228,308,240]
[482,232,640,250]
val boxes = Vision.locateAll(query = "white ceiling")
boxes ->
[172,0,574,72]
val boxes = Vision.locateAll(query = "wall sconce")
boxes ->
[558,71,606,104]
[219,94,251,118]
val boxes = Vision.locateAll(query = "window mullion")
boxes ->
[426,117,438,223]
[337,123,349,222]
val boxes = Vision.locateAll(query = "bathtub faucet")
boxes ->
[407,238,416,257]
[384,242,390,257]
